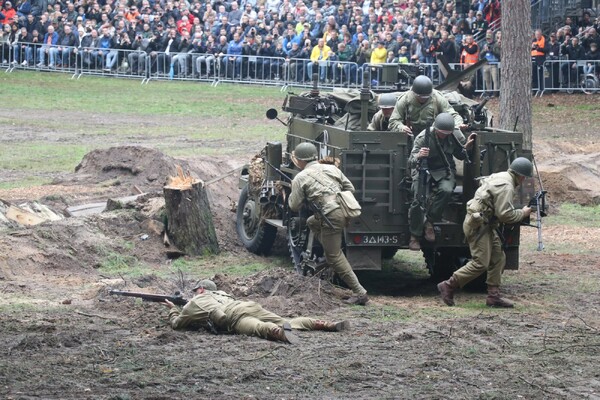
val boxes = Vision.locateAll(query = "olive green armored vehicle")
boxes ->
[236,70,536,281]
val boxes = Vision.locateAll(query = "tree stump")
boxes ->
[163,168,219,256]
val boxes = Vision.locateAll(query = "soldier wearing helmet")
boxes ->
[367,92,397,131]
[288,142,369,306]
[163,278,350,343]
[407,113,477,251]
[438,157,533,308]
[388,75,466,137]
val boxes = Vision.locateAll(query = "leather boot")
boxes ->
[408,236,421,251]
[266,322,299,343]
[313,320,350,332]
[486,286,514,308]
[344,294,369,306]
[437,275,459,306]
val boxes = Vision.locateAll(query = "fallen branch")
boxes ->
[533,343,600,355]
[75,310,113,320]
[518,376,552,394]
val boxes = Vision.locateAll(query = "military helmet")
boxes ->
[378,93,397,109]
[433,113,455,134]
[412,75,433,96]
[293,142,318,161]
[192,279,217,292]
[509,157,533,178]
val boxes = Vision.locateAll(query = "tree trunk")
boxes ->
[163,181,219,256]
[499,0,533,150]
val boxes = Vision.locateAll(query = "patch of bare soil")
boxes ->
[0,94,599,399]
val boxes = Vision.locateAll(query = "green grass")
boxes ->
[546,203,600,228]
[0,71,288,189]
[0,71,285,116]
[1,142,90,173]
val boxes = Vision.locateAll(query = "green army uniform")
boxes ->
[168,290,323,338]
[288,161,367,298]
[407,127,466,238]
[367,109,390,131]
[452,170,525,287]
[388,90,463,136]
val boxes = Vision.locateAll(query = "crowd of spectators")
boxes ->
[0,0,599,91]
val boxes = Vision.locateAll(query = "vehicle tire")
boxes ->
[580,74,599,95]
[236,185,277,255]
[382,247,399,260]
[425,248,487,292]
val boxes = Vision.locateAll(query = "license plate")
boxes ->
[352,234,400,245]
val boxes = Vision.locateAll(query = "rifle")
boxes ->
[109,290,188,306]
[521,155,547,251]
[415,125,431,214]
[309,200,335,229]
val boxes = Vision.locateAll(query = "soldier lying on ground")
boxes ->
[163,279,349,344]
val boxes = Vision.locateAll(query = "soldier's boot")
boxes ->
[486,286,514,308]
[344,294,369,306]
[424,221,436,242]
[437,275,459,306]
[266,322,299,344]
[409,236,421,251]
[313,320,350,332]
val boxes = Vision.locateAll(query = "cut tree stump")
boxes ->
[163,167,219,256]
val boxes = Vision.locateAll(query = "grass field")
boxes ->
[0,71,288,188]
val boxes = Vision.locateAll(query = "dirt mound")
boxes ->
[537,152,600,206]
[72,146,191,190]
[211,268,349,316]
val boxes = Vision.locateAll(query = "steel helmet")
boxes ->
[412,75,433,96]
[433,113,455,134]
[509,157,533,178]
[293,142,318,161]
[192,279,217,292]
[378,93,397,109]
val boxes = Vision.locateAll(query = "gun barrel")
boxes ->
[109,290,188,306]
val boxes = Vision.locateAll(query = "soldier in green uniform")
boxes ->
[437,158,533,308]
[288,142,369,306]
[367,93,396,131]
[388,75,465,137]
[407,113,477,250]
[164,279,349,343]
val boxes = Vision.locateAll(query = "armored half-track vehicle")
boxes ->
[236,69,536,281]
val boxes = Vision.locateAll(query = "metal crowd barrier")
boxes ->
[539,59,600,95]
[4,47,599,96]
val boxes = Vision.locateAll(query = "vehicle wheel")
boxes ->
[382,247,399,260]
[236,185,277,255]
[580,74,599,95]
[425,248,486,291]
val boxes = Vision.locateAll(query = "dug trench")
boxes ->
[1,99,600,397]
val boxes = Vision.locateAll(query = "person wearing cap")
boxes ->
[288,142,369,306]
[480,30,500,96]
[406,113,476,251]
[1,2,16,25]
[437,158,533,308]
[471,10,488,38]
[163,279,350,343]
[368,93,396,131]
[389,75,464,137]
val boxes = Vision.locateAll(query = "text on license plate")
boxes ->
[353,235,400,245]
